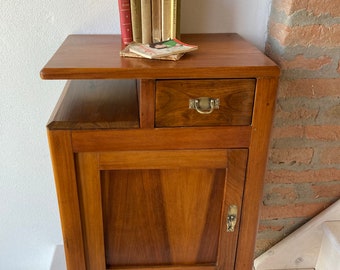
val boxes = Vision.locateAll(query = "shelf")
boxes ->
[47,80,139,130]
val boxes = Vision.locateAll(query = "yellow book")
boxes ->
[173,0,181,39]
[170,0,180,38]
[162,0,180,41]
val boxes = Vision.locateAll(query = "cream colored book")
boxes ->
[141,0,152,44]
[131,0,142,43]
[161,0,171,41]
[152,0,162,42]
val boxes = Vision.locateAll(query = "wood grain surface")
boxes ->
[40,34,279,80]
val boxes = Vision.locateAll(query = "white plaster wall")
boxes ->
[181,0,272,50]
[0,0,271,269]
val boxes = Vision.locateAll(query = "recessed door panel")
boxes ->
[101,168,225,267]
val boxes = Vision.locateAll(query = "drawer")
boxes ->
[155,79,256,127]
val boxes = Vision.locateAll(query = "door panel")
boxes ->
[101,168,225,267]
[76,149,247,270]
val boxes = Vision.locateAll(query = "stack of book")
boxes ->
[118,0,181,45]
[119,0,198,60]
[121,39,197,60]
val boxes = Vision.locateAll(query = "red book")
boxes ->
[118,0,133,45]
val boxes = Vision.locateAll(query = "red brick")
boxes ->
[258,224,284,232]
[272,0,340,17]
[305,0,340,17]
[275,105,319,122]
[271,126,304,139]
[264,185,299,204]
[278,79,340,98]
[260,201,332,219]
[319,147,340,164]
[269,23,340,47]
[312,182,340,198]
[271,125,340,140]
[324,104,340,121]
[269,148,314,165]
[305,125,340,141]
[268,23,290,47]
[272,0,297,15]
[265,168,340,184]
[281,54,333,70]
[268,0,290,15]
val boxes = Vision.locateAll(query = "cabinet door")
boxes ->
[76,149,247,270]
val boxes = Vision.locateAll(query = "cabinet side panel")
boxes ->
[235,78,278,270]
[47,130,86,270]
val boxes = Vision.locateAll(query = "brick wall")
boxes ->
[255,0,340,256]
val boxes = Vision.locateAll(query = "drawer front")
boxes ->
[155,79,256,127]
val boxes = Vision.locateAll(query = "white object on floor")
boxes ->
[315,221,340,270]
[50,245,66,270]
[254,199,340,270]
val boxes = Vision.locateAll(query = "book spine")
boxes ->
[141,0,152,44]
[151,0,162,43]
[174,0,181,39]
[170,0,176,39]
[169,0,180,39]
[161,0,171,41]
[118,0,133,45]
[130,0,142,43]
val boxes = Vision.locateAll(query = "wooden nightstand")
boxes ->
[41,34,279,270]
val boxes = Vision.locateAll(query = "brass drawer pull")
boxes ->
[189,97,220,114]
[227,205,238,232]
